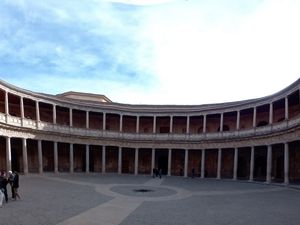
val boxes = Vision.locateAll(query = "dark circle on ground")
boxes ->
[133,189,154,193]
[110,185,177,197]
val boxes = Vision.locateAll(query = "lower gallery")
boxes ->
[1,79,300,184]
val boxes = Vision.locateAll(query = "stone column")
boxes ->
[22,138,28,175]
[53,105,57,124]
[69,108,73,127]
[36,101,40,125]
[118,147,122,174]
[70,143,74,173]
[203,115,207,133]
[184,149,188,178]
[253,107,257,128]
[249,146,255,181]
[6,136,11,172]
[153,116,156,133]
[201,149,205,178]
[269,103,273,125]
[285,97,289,120]
[86,111,89,129]
[236,110,240,130]
[233,147,238,180]
[169,116,173,133]
[220,113,224,132]
[284,142,289,185]
[186,116,190,134]
[102,146,106,173]
[217,148,222,179]
[167,149,172,176]
[266,145,272,183]
[151,148,155,176]
[86,145,90,173]
[38,140,43,174]
[134,148,138,175]
[119,114,123,132]
[103,113,106,130]
[136,116,139,133]
[20,97,24,126]
[54,142,58,173]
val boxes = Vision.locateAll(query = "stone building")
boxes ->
[0,79,300,185]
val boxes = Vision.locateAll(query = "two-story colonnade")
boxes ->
[1,79,300,185]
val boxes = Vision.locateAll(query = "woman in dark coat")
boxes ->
[12,171,21,200]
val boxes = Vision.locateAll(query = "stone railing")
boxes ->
[1,112,299,142]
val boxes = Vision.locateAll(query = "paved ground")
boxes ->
[1,174,300,225]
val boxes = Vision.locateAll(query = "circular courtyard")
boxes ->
[1,174,300,225]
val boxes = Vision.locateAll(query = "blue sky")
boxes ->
[0,0,299,104]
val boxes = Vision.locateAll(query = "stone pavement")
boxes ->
[1,174,300,225]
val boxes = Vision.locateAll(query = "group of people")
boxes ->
[152,168,162,179]
[0,170,20,207]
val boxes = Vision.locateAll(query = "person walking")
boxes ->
[12,171,20,200]
[8,171,15,199]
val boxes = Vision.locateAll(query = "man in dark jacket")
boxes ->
[0,170,8,203]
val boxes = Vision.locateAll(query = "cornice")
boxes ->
[0,78,299,114]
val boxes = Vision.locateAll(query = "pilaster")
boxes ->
[167,149,172,176]
[233,147,238,180]
[249,146,254,181]
[284,142,289,185]
[184,149,188,178]
[217,148,222,179]
[54,142,58,173]
[70,143,74,173]
[6,136,11,172]
[266,145,272,183]
[201,149,205,178]
[86,144,90,173]
[38,140,43,174]
[22,138,28,175]
[134,148,138,175]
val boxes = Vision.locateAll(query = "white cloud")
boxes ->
[134,0,300,104]
[0,0,299,105]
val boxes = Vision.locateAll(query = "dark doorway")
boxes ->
[155,149,168,175]
[11,148,21,172]
[11,138,23,173]
[254,146,267,181]
[276,156,284,180]
[237,147,251,180]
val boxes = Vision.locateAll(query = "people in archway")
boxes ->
[179,168,183,176]
[152,168,156,178]
[158,168,162,179]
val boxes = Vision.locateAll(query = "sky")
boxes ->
[0,0,299,105]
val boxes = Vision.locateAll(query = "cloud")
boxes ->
[0,0,299,105]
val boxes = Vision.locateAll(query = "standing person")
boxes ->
[8,171,15,199]
[12,171,20,200]
[191,168,195,178]
[0,185,4,207]
[0,171,8,203]
[152,168,156,178]
[159,168,162,179]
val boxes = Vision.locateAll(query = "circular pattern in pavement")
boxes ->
[110,185,177,197]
